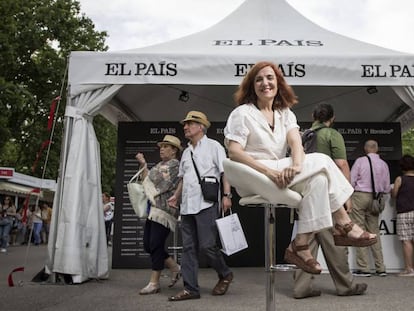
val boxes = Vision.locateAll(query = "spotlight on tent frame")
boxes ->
[366,86,378,95]
[179,91,190,102]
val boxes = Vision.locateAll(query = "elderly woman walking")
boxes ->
[135,135,183,294]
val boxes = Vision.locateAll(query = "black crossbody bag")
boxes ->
[190,152,219,202]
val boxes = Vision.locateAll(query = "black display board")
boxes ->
[113,122,401,269]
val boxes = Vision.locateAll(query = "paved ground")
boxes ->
[1,244,413,311]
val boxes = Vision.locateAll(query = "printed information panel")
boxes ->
[113,122,401,268]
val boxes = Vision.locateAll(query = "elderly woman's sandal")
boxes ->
[284,241,322,274]
[168,269,181,288]
[333,222,377,247]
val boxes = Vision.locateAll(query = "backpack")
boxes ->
[301,127,323,154]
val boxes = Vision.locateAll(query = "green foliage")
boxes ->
[0,0,116,193]
[94,115,117,195]
[402,128,414,156]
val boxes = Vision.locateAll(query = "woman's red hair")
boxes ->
[233,61,298,109]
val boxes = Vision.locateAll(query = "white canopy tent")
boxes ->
[46,0,414,282]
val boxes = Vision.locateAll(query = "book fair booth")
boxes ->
[47,0,414,283]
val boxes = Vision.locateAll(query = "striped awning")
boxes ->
[0,181,41,197]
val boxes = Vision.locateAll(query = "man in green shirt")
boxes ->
[293,103,367,298]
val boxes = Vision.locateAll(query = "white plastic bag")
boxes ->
[215,210,248,256]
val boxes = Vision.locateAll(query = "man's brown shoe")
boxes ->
[212,272,233,295]
[294,289,321,299]
[168,290,200,301]
[338,283,367,296]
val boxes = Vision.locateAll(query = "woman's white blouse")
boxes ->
[224,103,299,160]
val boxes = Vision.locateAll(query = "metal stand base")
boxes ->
[264,206,296,311]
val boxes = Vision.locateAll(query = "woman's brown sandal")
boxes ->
[168,269,181,288]
[284,240,322,274]
[333,222,377,247]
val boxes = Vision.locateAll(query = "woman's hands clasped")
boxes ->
[268,165,301,188]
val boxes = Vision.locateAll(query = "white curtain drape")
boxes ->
[392,86,414,132]
[46,84,122,283]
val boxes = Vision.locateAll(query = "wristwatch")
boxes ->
[223,192,233,199]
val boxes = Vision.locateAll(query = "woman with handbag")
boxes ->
[135,135,183,295]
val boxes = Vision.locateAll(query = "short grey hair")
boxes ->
[364,140,378,153]
[201,124,207,134]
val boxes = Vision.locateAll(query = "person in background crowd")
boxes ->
[15,207,27,245]
[350,140,391,277]
[168,111,233,301]
[223,61,376,276]
[293,103,367,298]
[31,204,43,246]
[136,135,183,295]
[0,196,17,253]
[41,202,53,244]
[102,193,114,246]
[391,155,414,277]
[23,206,34,245]
[10,207,23,246]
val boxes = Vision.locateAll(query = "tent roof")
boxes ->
[68,0,414,128]
[131,0,405,57]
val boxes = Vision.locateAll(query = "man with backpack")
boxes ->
[293,103,367,298]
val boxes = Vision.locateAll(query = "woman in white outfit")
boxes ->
[223,61,377,274]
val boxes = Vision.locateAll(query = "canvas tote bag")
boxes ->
[127,166,148,218]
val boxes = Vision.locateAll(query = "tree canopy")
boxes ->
[402,128,414,156]
[0,0,117,194]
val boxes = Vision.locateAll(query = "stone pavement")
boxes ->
[0,244,413,311]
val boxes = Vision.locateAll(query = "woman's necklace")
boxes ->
[260,108,274,130]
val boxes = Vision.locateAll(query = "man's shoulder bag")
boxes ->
[366,155,386,215]
[190,152,219,202]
